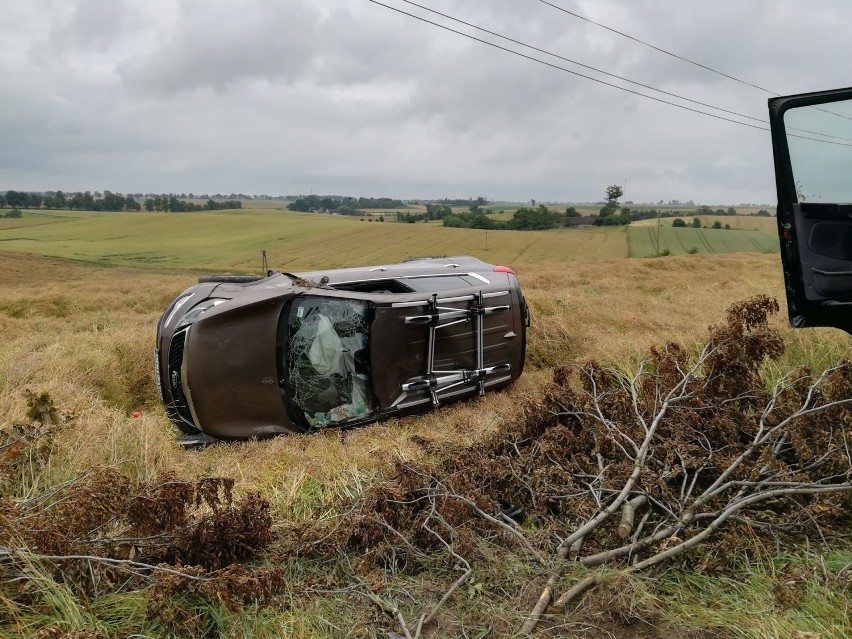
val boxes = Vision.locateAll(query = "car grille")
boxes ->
[167,328,196,428]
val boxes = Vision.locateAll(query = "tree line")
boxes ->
[0,190,241,212]
[287,195,406,213]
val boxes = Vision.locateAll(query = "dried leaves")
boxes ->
[0,412,277,628]
[301,296,852,582]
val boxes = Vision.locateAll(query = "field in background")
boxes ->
[0,208,783,272]
[631,214,777,231]
[628,224,777,257]
[0,209,629,270]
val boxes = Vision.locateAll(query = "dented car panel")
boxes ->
[155,256,527,440]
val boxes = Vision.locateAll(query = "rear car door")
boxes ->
[769,86,852,333]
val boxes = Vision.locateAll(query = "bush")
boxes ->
[672,218,686,227]
[5,208,22,218]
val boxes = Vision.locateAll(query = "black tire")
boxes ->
[198,274,264,284]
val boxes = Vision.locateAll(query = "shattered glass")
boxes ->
[285,297,375,427]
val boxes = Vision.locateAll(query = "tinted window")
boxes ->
[784,100,852,203]
[406,275,481,292]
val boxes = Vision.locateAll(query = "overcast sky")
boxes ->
[2,0,851,204]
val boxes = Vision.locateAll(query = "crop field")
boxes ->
[0,211,850,639]
[0,209,629,270]
[631,215,777,231]
[628,224,777,257]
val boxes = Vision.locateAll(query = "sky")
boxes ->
[2,0,852,205]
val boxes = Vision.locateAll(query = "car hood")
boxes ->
[183,293,293,439]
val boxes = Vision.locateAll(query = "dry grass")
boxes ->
[1,248,850,638]
[2,250,848,494]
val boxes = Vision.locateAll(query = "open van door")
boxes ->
[769,87,852,334]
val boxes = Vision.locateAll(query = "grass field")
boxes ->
[628,224,777,257]
[0,208,847,639]
[0,209,629,270]
[631,214,777,231]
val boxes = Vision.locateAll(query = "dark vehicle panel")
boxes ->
[185,296,291,439]
[768,86,852,333]
[155,256,527,440]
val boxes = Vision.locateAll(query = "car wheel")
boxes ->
[197,274,264,284]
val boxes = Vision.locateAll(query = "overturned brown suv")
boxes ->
[155,256,528,441]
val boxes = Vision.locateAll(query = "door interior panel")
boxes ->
[793,204,852,300]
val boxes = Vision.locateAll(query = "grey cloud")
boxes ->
[2,0,852,203]
[119,1,321,93]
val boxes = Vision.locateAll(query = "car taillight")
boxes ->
[493,265,516,275]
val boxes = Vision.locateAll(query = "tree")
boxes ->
[755,209,771,217]
[605,184,623,204]
[4,190,25,208]
[727,207,737,216]
[564,206,580,217]
[425,203,451,220]
[599,185,624,218]
[672,218,686,227]
[691,217,702,228]
[712,220,723,229]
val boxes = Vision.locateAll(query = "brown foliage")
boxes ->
[300,296,852,578]
[0,411,276,621]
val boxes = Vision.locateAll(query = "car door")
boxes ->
[769,86,852,333]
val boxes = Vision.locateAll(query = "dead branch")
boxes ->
[618,495,647,539]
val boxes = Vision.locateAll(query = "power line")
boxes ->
[535,0,779,95]
[366,0,767,131]
[536,0,852,126]
[398,0,765,124]
[365,0,852,147]
[396,0,852,143]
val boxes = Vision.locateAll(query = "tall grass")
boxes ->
[1,248,851,637]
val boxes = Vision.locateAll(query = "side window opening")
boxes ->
[330,279,413,294]
[281,297,377,428]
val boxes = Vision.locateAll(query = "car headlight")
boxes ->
[163,293,194,328]
[178,299,227,327]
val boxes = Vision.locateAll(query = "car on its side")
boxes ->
[156,256,528,442]
[769,86,852,333]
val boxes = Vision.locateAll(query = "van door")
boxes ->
[769,87,852,333]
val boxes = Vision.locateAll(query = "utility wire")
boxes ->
[536,0,852,125]
[398,0,852,143]
[366,0,852,147]
[367,0,766,130]
[399,0,764,124]
[536,0,779,95]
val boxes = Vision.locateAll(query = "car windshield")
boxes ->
[279,296,376,428]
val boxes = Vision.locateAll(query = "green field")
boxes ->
[628,224,778,257]
[0,209,629,270]
[0,209,782,270]
[631,214,777,231]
